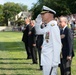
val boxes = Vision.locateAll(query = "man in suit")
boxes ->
[28,20,37,64]
[59,16,74,75]
[22,18,32,59]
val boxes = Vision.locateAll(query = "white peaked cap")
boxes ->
[41,5,56,14]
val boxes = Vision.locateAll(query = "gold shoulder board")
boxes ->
[51,24,55,26]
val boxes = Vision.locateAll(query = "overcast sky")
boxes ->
[0,0,38,9]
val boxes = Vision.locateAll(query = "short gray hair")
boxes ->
[59,16,68,24]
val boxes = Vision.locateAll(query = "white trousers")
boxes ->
[43,65,58,75]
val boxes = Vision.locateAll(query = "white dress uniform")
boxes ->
[35,6,62,75]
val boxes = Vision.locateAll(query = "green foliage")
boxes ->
[0,4,3,14]
[0,2,28,26]
[3,2,22,26]
[15,18,25,26]
[0,14,5,26]
[31,5,42,19]
[31,0,76,18]
[0,5,5,26]
[19,3,28,11]
[1,2,28,26]
[3,2,27,18]
[66,0,76,14]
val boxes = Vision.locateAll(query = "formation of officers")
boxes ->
[22,5,75,75]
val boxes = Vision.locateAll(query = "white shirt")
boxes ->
[63,25,67,31]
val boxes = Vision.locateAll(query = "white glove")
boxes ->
[52,62,58,67]
[35,14,42,35]
[35,14,42,24]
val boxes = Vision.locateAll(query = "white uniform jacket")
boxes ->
[35,20,62,66]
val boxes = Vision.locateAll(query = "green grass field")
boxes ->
[0,32,76,75]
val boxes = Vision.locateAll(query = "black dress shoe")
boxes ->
[26,56,32,59]
[40,66,43,70]
[33,62,38,64]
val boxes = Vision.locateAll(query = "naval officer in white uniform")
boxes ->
[35,6,62,75]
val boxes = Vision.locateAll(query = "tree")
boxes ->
[0,4,5,26]
[18,3,27,11]
[15,17,25,26]
[3,2,27,26]
[31,0,76,19]
[67,0,76,14]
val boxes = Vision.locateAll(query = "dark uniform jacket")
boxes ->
[36,24,44,48]
[36,35,43,48]
[28,26,36,46]
[61,26,74,59]
[22,25,29,43]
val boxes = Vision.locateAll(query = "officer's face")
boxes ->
[41,12,51,23]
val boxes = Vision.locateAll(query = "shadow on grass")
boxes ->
[0,74,36,75]
[0,57,32,64]
[0,42,25,51]
[0,57,39,75]
[0,74,31,75]
[0,58,26,60]
[0,67,36,70]
[0,62,31,64]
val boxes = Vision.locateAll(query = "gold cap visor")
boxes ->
[41,11,49,14]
